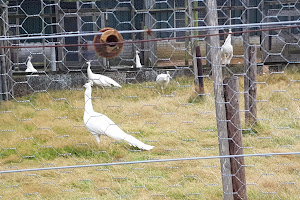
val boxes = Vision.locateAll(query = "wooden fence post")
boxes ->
[242,0,250,126]
[188,0,198,91]
[205,0,234,199]
[195,46,204,95]
[144,0,155,67]
[0,3,11,101]
[100,13,107,68]
[224,76,247,200]
[248,46,257,125]
[242,0,257,126]
[0,5,3,101]
[184,0,189,66]
[245,46,257,125]
[55,4,64,72]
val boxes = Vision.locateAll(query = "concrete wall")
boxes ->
[12,68,193,97]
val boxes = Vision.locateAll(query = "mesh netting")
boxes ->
[0,0,300,199]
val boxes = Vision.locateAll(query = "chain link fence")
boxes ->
[0,0,300,199]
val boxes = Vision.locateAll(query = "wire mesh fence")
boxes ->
[0,0,300,199]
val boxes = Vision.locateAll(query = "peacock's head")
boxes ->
[83,80,93,88]
[166,71,171,77]
[86,61,92,67]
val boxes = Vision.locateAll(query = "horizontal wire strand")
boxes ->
[0,20,299,42]
[1,23,300,49]
[1,152,299,174]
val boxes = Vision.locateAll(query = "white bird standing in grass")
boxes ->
[86,61,121,88]
[220,29,233,65]
[25,55,37,72]
[83,81,154,151]
[135,50,142,68]
[156,71,171,93]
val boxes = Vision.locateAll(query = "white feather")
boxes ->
[136,50,142,68]
[86,61,121,88]
[83,81,154,151]
[25,56,38,72]
[220,29,233,65]
[156,71,171,90]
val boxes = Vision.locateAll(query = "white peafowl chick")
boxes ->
[156,71,171,92]
[83,81,154,151]
[86,61,121,88]
[25,55,38,72]
[135,50,142,68]
[220,29,233,65]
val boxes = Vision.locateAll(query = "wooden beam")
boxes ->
[100,13,107,67]
[55,4,65,72]
[195,45,204,95]
[144,0,155,67]
[242,0,250,127]
[224,76,247,200]
[184,0,189,66]
[76,1,81,64]
[136,6,247,13]
[264,0,298,5]
[0,5,10,101]
[188,0,198,90]
[247,46,257,126]
[205,0,234,199]
[268,9,300,17]
[261,1,270,64]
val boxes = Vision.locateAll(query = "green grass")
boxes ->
[0,72,300,199]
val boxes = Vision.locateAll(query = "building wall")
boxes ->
[15,35,296,70]
[12,68,193,97]
[156,36,262,61]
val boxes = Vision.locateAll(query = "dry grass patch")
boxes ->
[0,72,299,199]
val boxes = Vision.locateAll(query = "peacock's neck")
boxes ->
[84,88,94,112]
[87,66,93,78]
[225,35,231,44]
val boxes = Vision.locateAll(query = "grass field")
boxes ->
[0,68,300,199]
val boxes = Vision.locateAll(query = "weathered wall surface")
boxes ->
[13,36,263,70]
[15,34,300,72]
[12,68,193,97]
[156,36,261,60]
